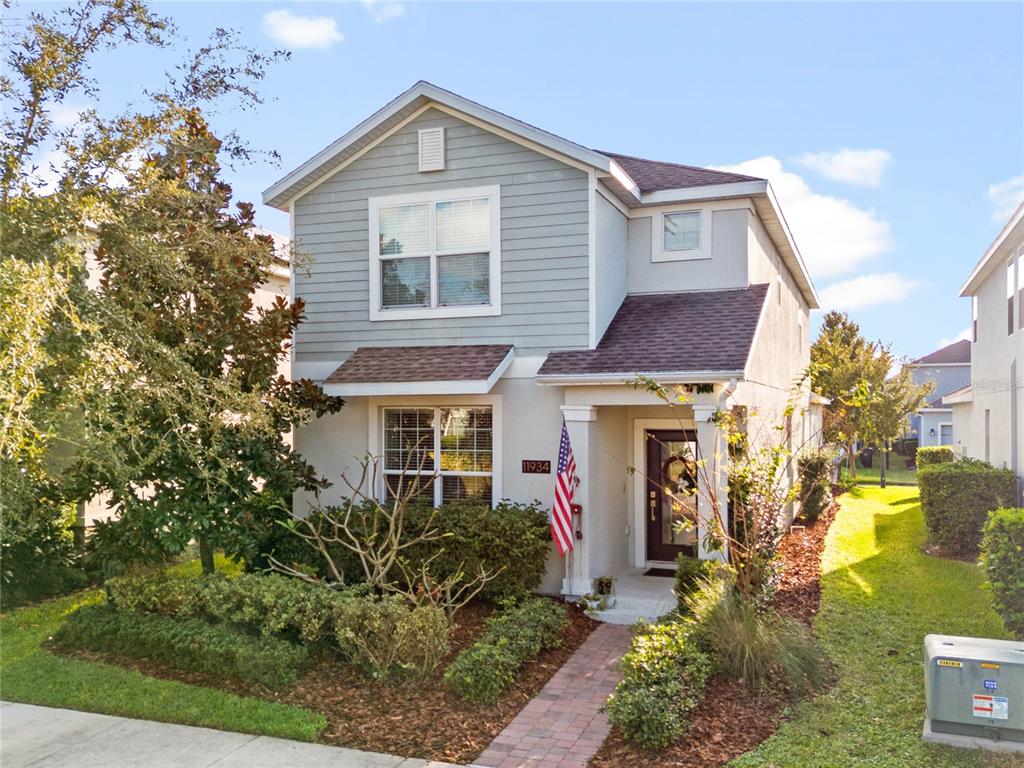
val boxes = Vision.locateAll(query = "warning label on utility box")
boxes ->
[972,694,1009,720]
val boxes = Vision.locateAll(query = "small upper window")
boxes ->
[972,295,978,342]
[1008,260,1015,336]
[663,211,700,252]
[370,185,501,321]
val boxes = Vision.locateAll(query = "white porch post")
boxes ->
[693,404,729,562]
[560,404,596,595]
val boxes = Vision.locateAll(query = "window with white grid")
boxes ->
[382,406,493,505]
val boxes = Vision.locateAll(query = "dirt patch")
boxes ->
[591,501,838,768]
[57,598,597,765]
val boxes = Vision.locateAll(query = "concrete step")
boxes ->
[589,594,676,625]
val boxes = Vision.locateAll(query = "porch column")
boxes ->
[693,404,729,562]
[560,404,596,596]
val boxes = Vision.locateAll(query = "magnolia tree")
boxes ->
[2,0,342,575]
[631,376,818,600]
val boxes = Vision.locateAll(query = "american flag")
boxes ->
[552,418,577,555]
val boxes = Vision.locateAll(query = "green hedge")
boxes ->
[603,621,712,748]
[982,508,1024,638]
[797,449,834,522]
[275,500,551,599]
[52,604,308,687]
[444,598,566,704]
[333,594,450,680]
[107,571,347,643]
[919,462,1018,555]
[916,446,956,467]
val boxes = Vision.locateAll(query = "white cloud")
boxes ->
[936,327,971,349]
[817,272,919,312]
[50,104,87,131]
[988,174,1024,222]
[362,0,405,22]
[262,9,343,49]
[795,148,891,187]
[712,156,893,279]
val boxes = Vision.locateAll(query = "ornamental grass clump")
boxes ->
[685,574,824,695]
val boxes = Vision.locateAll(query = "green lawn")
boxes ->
[733,484,1021,768]
[841,451,918,485]
[0,558,325,741]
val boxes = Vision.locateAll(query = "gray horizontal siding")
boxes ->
[292,108,590,360]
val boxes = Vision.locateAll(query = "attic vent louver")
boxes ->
[418,127,445,172]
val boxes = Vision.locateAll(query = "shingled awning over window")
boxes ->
[537,285,768,382]
[323,344,514,396]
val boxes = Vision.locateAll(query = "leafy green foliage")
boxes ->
[734,485,1009,768]
[915,446,956,467]
[288,499,551,599]
[1,589,324,740]
[981,508,1024,639]
[918,461,1018,555]
[797,449,834,522]
[106,570,348,643]
[687,575,824,695]
[444,598,567,704]
[52,604,308,687]
[333,593,450,681]
[604,620,712,748]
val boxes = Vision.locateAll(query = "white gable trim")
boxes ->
[264,81,611,209]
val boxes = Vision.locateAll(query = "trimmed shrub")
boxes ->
[106,570,348,643]
[333,593,450,680]
[674,556,717,613]
[982,508,1024,639]
[916,446,956,467]
[919,462,1018,555]
[294,499,552,599]
[797,449,834,522]
[687,575,823,695]
[52,604,307,687]
[445,598,567,704]
[604,620,712,747]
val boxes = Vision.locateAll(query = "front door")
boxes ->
[645,429,699,561]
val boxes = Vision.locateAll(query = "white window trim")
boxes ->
[368,185,502,321]
[367,395,502,507]
[651,207,712,263]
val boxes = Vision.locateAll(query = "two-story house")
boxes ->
[945,201,1023,500]
[263,82,820,611]
[904,339,971,448]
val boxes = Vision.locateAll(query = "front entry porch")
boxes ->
[554,387,731,623]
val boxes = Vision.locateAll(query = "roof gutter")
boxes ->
[535,369,745,386]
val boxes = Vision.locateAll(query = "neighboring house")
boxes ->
[263,81,821,605]
[904,339,971,448]
[944,201,1023,500]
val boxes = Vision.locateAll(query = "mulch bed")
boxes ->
[591,501,839,768]
[57,598,598,765]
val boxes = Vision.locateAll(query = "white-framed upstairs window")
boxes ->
[652,207,711,263]
[369,185,501,321]
[381,406,495,506]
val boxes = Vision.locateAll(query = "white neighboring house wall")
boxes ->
[950,202,1024,499]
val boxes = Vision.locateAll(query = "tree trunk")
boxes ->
[880,444,887,488]
[198,537,215,575]
[847,440,858,481]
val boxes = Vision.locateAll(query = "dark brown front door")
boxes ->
[645,429,699,562]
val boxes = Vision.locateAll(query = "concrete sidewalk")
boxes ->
[0,702,460,768]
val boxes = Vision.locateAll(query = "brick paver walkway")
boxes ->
[473,623,632,768]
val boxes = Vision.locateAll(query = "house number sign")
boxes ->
[522,460,551,474]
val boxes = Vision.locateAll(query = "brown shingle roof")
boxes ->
[538,285,768,378]
[325,344,513,384]
[910,339,971,366]
[599,151,763,193]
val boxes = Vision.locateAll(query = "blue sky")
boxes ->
[37,1,1024,360]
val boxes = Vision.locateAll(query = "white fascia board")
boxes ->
[536,369,744,386]
[960,200,1024,296]
[762,182,819,309]
[906,362,971,368]
[608,159,641,202]
[942,391,973,405]
[639,180,768,206]
[263,81,612,209]
[324,347,513,398]
[917,407,953,413]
